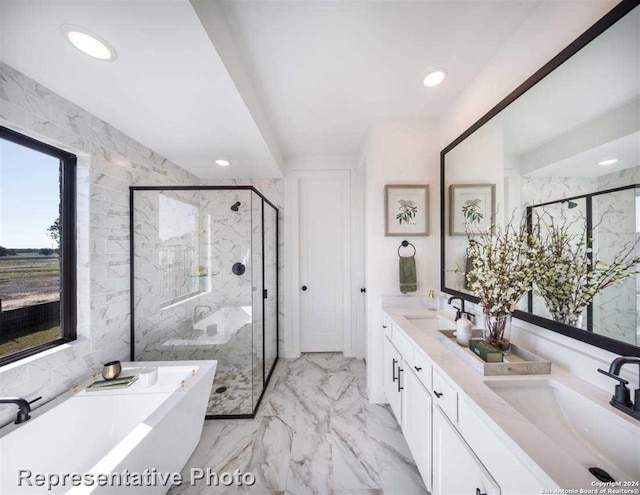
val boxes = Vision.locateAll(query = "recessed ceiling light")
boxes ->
[598,158,618,166]
[215,159,231,167]
[423,69,447,87]
[61,25,117,61]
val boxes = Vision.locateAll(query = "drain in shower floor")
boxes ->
[215,386,227,394]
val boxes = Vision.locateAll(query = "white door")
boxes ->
[433,406,500,495]
[383,336,402,420]
[402,364,433,491]
[299,171,350,352]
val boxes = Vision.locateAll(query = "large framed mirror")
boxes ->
[441,1,640,357]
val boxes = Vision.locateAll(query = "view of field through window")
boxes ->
[0,137,63,358]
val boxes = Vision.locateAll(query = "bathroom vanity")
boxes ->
[382,308,640,494]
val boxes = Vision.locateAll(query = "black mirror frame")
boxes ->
[440,0,640,358]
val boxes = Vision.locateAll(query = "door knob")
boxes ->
[301,286,308,291]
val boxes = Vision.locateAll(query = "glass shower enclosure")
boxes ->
[129,186,278,418]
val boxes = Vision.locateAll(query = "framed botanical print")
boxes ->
[449,184,495,236]
[385,185,429,236]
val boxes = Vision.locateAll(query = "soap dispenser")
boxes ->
[455,313,473,347]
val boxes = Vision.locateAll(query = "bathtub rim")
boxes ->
[0,360,216,440]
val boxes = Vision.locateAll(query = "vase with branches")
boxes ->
[463,216,545,352]
[535,214,640,327]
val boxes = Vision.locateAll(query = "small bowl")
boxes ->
[102,361,122,381]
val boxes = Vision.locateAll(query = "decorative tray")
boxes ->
[437,329,551,376]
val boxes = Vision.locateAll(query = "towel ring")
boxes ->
[398,240,416,257]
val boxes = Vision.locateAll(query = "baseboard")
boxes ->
[368,389,387,404]
[280,350,301,359]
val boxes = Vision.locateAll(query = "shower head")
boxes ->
[231,201,241,212]
[567,201,578,209]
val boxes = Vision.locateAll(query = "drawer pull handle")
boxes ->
[392,358,398,382]
[476,489,487,495]
[433,390,443,398]
[414,366,422,372]
[397,367,404,392]
[383,325,388,329]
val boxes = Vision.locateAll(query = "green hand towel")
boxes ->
[399,255,417,294]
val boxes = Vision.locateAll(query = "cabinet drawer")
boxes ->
[432,367,457,423]
[392,325,414,362]
[458,396,547,493]
[411,348,432,390]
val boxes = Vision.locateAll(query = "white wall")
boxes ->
[362,118,439,402]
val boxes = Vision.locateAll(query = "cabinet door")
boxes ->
[383,336,402,421]
[433,406,500,495]
[402,364,433,492]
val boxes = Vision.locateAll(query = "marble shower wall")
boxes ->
[593,166,640,345]
[200,179,285,358]
[132,189,255,367]
[0,62,201,426]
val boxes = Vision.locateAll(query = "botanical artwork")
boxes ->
[396,199,418,225]
[385,185,429,236]
[462,198,483,225]
[450,184,495,236]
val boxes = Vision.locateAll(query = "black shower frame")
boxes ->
[526,184,640,333]
[129,185,279,420]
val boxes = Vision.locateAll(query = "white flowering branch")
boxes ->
[535,213,640,326]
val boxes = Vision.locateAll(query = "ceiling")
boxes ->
[0,0,283,179]
[214,0,541,158]
[504,6,640,155]
[526,132,640,178]
[2,1,621,177]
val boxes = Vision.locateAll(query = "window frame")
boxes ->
[0,126,77,367]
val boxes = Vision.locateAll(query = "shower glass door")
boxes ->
[131,186,278,419]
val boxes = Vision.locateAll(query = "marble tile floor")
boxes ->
[170,353,428,494]
[207,362,254,416]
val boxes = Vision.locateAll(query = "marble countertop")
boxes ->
[383,306,638,490]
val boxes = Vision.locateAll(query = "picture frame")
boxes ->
[385,185,429,236]
[449,184,495,236]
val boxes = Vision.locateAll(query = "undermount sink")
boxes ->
[403,314,456,331]
[485,379,640,482]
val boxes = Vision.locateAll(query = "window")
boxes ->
[0,126,76,365]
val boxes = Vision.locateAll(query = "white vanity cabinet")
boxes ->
[382,311,551,495]
[402,363,433,491]
[383,335,402,420]
[433,405,500,495]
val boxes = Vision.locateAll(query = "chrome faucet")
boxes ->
[598,356,640,421]
[0,396,41,424]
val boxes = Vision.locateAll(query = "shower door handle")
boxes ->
[301,286,307,291]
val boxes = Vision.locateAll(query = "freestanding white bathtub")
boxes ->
[0,361,216,494]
